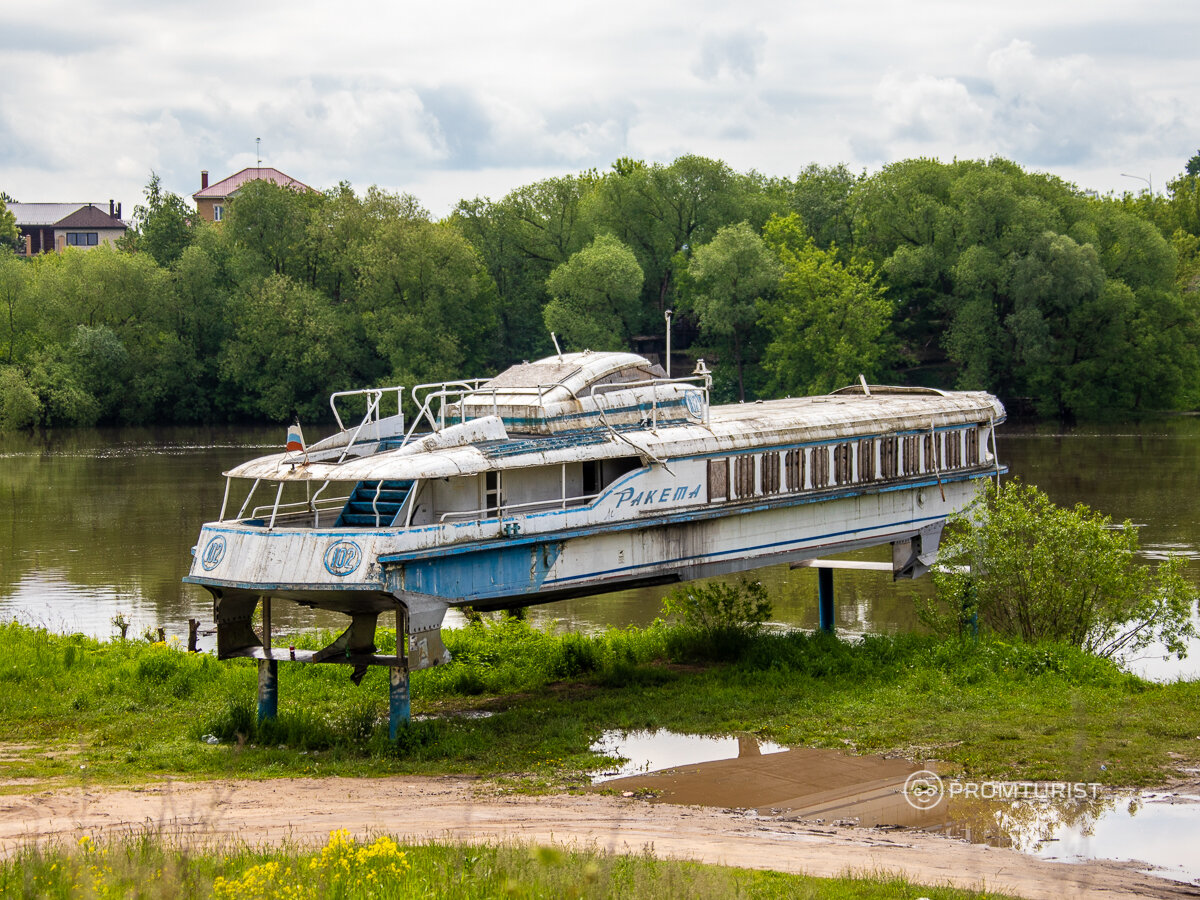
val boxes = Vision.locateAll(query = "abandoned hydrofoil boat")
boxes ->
[185,351,1004,696]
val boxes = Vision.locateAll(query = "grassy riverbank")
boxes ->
[0,831,1014,900]
[1,618,1198,788]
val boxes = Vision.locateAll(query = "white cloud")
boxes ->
[693,30,767,81]
[2,2,1199,215]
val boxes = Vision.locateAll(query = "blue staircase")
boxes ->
[336,480,413,528]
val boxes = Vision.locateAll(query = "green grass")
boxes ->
[0,830,1017,899]
[0,618,1198,788]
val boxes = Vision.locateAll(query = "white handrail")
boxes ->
[439,492,602,522]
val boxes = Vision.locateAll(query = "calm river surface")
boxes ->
[2,419,1198,678]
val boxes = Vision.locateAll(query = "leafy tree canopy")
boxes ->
[543,234,643,352]
[759,214,891,395]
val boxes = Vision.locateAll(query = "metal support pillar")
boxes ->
[257,596,277,721]
[818,567,835,634]
[257,659,278,721]
[389,666,410,738]
[389,605,410,738]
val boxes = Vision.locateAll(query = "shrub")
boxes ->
[0,366,39,430]
[660,578,773,660]
[923,480,1199,660]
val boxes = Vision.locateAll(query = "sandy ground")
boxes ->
[0,776,1196,899]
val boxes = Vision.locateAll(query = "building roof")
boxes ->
[8,203,86,227]
[193,167,313,200]
[55,205,127,230]
[7,202,125,228]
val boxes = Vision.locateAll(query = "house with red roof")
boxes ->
[191,167,314,223]
[9,201,126,255]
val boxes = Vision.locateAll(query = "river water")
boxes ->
[2,419,1198,677]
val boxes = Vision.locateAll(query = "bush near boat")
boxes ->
[0,611,1197,789]
[923,480,1200,657]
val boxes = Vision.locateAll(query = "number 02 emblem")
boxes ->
[324,540,362,576]
[200,535,226,571]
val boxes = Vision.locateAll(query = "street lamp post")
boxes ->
[1120,173,1153,195]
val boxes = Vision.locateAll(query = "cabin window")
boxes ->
[582,460,600,496]
[810,447,830,487]
[708,458,729,501]
[857,439,876,481]
[903,435,921,475]
[733,455,756,498]
[944,430,962,468]
[608,458,641,482]
[966,428,980,466]
[833,442,853,485]
[761,452,781,494]
[784,449,804,491]
[485,471,501,515]
[880,436,898,479]
[923,434,941,471]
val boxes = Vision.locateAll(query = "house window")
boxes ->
[66,232,98,246]
[213,204,224,222]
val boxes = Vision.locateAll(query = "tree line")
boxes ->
[2,152,1199,430]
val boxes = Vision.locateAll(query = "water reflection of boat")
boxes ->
[183,352,1004,709]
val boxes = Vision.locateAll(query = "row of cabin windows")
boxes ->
[708,428,982,500]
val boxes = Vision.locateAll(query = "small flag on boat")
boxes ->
[286,422,305,453]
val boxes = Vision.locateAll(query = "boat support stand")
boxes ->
[213,591,451,740]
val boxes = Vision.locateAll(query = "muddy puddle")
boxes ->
[590,729,1200,885]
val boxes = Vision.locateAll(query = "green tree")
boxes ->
[925,481,1199,660]
[543,234,643,352]
[759,214,892,395]
[218,273,357,421]
[0,251,34,365]
[358,218,499,384]
[0,365,39,429]
[786,163,860,252]
[223,179,322,280]
[123,173,195,267]
[305,183,425,303]
[0,197,17,252]
[455,175,595,361]
[591,155,747,324]
[685,222,782,401]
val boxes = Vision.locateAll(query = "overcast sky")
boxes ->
[2,1,1197,219]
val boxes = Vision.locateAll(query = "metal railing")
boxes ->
[329,385,404,435]
[439,491,602,523]
[251,494,351,526]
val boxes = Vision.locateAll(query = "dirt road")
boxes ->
[1,776,1195,899]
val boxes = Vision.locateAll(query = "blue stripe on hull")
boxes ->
[389,541,562,600]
